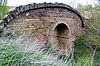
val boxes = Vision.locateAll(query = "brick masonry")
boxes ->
[0,2,84,54]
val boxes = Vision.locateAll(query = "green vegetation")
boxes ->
[77,3,92,12]
[73,34,99,66]
[0,35,99,66]
[0,0,8,20]
[75,2,100,66]
[0,38,72,66]
[0,28,3,33]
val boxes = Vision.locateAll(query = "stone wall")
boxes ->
[0,3,84,54]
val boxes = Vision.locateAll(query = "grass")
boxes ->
[0,35,99,66]
[74,35,100,66]
[73,55,92,66]
[0,38,72,66]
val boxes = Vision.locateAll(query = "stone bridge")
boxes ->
[0,2,84,54]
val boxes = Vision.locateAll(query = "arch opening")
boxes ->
[51,23,69,52]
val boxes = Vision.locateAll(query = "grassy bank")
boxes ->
[0,36,99,66]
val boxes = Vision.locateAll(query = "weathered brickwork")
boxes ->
[0,3,84,54]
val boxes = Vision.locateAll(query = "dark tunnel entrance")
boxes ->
[51,23,69,52]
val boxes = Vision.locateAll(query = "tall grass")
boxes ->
[0,37,73,66]
[0,35,98,66]
[73,35,99,66]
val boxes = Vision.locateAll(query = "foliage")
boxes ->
[74,35,88,55]
[0,0,8,20]
[77,3,92,12]
[76,3,100,66]
[74,34,100,66]
[0,28,3,33]
[73,54,92,66]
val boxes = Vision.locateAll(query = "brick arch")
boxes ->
[0,2,84,28]
[50,22,69,52]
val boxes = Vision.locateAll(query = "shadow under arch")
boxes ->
[51,23,69,53]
